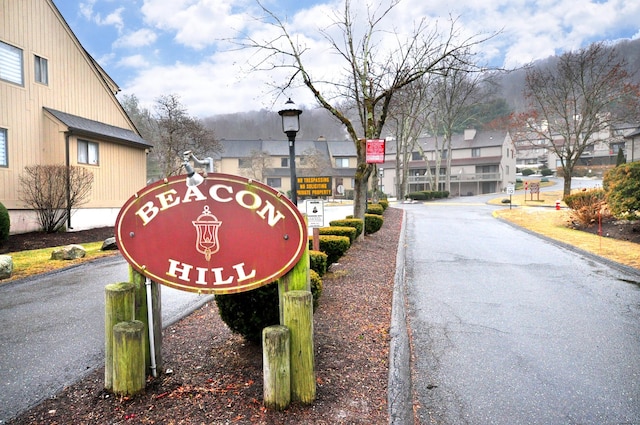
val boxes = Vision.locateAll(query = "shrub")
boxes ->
[309,250,328,276]
[365,213,384,234]
[329,218,364,239]
[522,168,535,176]
[540,167,554,176]
[564,188,608,227]
[604,162,640,220]
[379,199,389,210]
[310,269,322,309]
[366,203,384,215]
[215,282,280,344]
[318,226,357,244]
[0,202,9,244]
[308,234,350,266]
[215,273,324,344]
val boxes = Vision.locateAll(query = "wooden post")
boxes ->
[112,320,146,396]
[283,290,316,404]
[262,325,291,410]
[278,244,310,324]
[312,228,320,251]
[129,267,163,373]
[104,282,135,390]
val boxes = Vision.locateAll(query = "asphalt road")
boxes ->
[0,256,213,423]
[400,197,640,424]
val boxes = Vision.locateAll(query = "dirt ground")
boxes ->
[6,209,402,425]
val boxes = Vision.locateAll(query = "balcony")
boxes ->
[408,172,502,184]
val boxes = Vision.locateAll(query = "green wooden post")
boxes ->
[104,282,135,391]
[283,290,316,404]
[262,325,291,410]
[112,320,146,396]
[278,244,310,324]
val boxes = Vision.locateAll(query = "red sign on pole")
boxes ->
[115,174,307,295]
[365,139,386,164]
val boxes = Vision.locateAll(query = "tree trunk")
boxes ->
[104,282,135,390]
[262,325,291,410]
[112,320,146,396]
[283,290,315,404]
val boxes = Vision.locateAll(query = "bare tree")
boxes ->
[514,42,640,196]
[19,165,94,233]
[425,53,486,192]
[242,0,490,227]
[299,147,333,177]
[150,94,222,178]
[238,149,273,181]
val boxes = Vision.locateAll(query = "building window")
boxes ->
[280,157,289,167]
[0,41,24,86]
[78,140,99,165]
[238,158,251,168]
[0,128,7,167]
[411,151,421,160]
[34,55,48,84]
[267,177,281,188]
[472,148,481,157]
[335,157,349,168]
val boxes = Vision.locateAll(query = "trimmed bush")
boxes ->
[215,272,324,344]
[366,203,384,215]
[319,226,357,244]
[604,162,640,220]
[310,269,322,309]
[309,250,328,276]
[0,202,9,244]
[379,199,389,210]
[308,234,350,266]
[522,168,535,176]
[329,218,364,239]
[365,213,384,234]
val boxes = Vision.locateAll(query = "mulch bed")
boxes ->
[8,207,403,425]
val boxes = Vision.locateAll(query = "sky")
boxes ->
[55,0,640,118]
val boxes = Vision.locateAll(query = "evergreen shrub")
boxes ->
[365,213,384,234]
[0,202,9,244]
[309,250,328,276]
[604,162,640,220]
[308,234,350,266]
[329,218,364,239]
[215,272,324,344]
[366,203,384,215]
[319,226,357,244]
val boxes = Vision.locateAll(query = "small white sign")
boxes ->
[506,185,515,195]
[306,199,325,228]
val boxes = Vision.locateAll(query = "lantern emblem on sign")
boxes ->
[192,206,221,261]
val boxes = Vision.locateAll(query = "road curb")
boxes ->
[388,208,413,424]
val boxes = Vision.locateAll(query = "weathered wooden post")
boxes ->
[129,267,162,374]
[112,320,146,396]
[104,282,135,390]
[283,290,316,404]
[278,244,310,323]
[262,325,291,410]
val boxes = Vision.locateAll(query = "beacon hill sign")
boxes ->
[115,174,307,294]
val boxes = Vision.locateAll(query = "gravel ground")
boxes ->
[7,207,403,425]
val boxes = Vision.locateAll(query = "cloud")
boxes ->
[116,54,150,69]
[114,28,158,48]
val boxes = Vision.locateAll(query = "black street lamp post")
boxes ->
[278,98,303,206]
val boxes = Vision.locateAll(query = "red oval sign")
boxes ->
[115,173,307,294]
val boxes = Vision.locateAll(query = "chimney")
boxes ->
[464,129,477,141]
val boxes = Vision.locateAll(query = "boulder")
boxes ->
[51,244,86,260]
[0,255,13,280]
[101,237,118,251]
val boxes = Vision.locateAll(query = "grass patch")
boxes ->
[3,242,119,283]
[494,207,640,270]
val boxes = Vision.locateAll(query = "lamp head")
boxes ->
[184,162,204,187]
[278,98,302,134]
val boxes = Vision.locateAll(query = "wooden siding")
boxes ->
[0,0,147,211]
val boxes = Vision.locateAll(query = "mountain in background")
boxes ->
[202,38,640,141]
